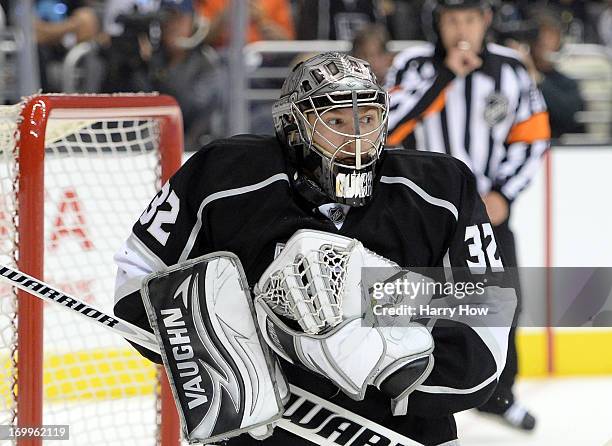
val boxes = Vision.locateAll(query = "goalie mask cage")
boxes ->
[0,94,183,445]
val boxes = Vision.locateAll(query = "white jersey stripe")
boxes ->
[179,173,290,262]
[502,139,548,199]
[423,113,445,153]
[114,236,165,304]
[381,176,458,220]
[416,372,497,395]
[414,122,427,151]
[469,72,494,178]
[446,77,469,165]
[496,141,528,180]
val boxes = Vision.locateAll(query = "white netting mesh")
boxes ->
[0,103,21,437]
[258,244,350,334]
[0,98,177,445]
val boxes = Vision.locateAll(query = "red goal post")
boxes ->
[0,94,183,445]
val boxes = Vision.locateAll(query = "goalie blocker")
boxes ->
[140,253,286,444]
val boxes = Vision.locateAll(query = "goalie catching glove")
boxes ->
[141,253,287,444]
[254,230,435,415]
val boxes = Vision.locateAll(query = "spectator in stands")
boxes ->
[102,0,224,147]
[35,1,98,46]
[385,0,428,40]
[351,23,393,85]
[196,0,295,47]
[530,9,585,137]
[149,0,225,148]
[0,0,6,27]
[194,0,294,136]
[34,0,99,91]
[295,0,383,41]
[102,0,158,40]
[547,0,591,42]
[506,8,585,138]
[598,0,612,48]
[101,0,164,93]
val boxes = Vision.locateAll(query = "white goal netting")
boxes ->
[0,96,180,445]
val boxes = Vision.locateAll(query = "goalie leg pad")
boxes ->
[141,252,285,444]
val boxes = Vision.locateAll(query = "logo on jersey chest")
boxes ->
[328,206,346,225]
[484,92,509,127]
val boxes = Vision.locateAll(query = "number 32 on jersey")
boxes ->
[139,182,180,246]
[464,223,504,274]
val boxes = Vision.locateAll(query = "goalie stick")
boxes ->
[0,263,423,446]
[0,264,160,354]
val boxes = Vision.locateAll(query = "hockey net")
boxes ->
[0,94,183,445]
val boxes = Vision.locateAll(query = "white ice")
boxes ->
[34,376,612,445]
[456,376,612,446]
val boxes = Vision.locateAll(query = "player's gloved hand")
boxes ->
[371,325,435,415]
[253,230,435,414]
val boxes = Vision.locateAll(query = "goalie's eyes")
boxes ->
[360,114,377,125]
[324,113,377,129]
[325,117,343,126]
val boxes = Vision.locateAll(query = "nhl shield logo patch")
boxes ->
[328,206,346,225]
[484,92,509,127]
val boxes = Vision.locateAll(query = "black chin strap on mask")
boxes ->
[289,166,331,208]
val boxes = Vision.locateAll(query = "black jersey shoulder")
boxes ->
[380,148,477,210]
[170,134,289,199]
[190,134,286,179]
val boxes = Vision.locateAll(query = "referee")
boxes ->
[385,0,550,431]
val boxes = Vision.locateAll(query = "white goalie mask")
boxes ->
[273,52,389,207]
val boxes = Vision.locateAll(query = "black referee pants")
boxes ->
[482,219,521,410]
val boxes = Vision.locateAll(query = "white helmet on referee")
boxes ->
[273,52,388,207]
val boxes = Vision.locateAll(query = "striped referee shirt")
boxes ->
[386,42,551,202]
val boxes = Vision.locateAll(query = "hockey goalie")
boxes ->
[113,52,517,446]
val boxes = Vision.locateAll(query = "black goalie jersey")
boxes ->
[114,135,516,446]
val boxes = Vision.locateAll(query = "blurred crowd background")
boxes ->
[1,0,611,150]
